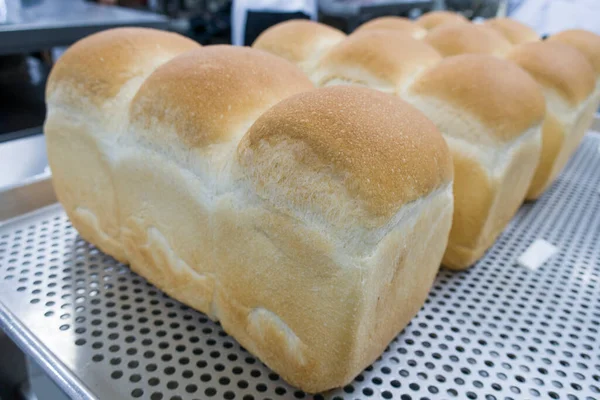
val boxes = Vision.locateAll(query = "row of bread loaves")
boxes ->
[253,12,600,270]
[44,28,455,393]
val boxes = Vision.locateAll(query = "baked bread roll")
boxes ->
[312,31,442,92]
[507,41,596,199]
[353,16,427,39]
[484,17,539,45]
[416,10,469,31]
[425,23,512,57]
[45,29,455,393]
[44,28,200,262]
[252,19,346,78]
[309,33,544,269]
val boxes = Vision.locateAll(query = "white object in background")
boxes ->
[0,0,21,24]
[510,0,600,36]
[517,239,558,271]
[51,47,68,62]
[232,0,318,46]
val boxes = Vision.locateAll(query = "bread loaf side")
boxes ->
[548,30,600,161]
[45,28,200,262]
[507,41,596,199]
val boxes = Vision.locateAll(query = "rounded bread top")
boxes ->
[548,29,600,76]
[46,27,199,106]
[408,54,545,141]
[483,18,539,45]
[425,23,512,57]
[130,46,313,148]
[238,86,453,219]
[416,11,468,31]
[353,16,427,39]
[315,30,442,88]
[507,41,595,105]
[252,20,346,67]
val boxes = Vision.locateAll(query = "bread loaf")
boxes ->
[353,16,427,39]
[45,28,455,393]
[410,16,597,200]
[506,41,596,199]
[548,30,600,152]
[484,17,540,45]
[260,26,546,270]
[415,10,469,31]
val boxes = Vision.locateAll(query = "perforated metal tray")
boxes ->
[1,134,599,400]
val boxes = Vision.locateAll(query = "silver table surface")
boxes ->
[0,0,168,55]
[0,133,599,400]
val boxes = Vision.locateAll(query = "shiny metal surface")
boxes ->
[0,0,168,55]
[0,134,599,400]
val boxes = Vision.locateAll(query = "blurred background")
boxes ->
[1,0,599,141]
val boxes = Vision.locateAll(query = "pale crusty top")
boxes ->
[507,41,595,105]
[416,11,468,31]
[252,20,346,66]
[425,23,512,57]
[409,54,545,141]
[46,27,199,106]
[353,16,427,38]
[238,86,453,218]
[483,18,539,45]
[549,29,600,76]
[130,46,313,148]
[315,31,442,88]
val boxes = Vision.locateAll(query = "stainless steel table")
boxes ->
[0,0,169,55]
[0,132,599,399]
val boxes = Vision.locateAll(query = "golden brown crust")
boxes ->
[549,29,600,76]
[46,27,200,106]
[408,54,545,141]
[314,30,441,88]
[484,18,539,45]
[507,41,596,105]
[416,11,469,30]
[353,16,427,38]
[425,23,512,57]
[252,19,346,67]
[238,86,453,218]
[443,129,541,269]
[130,46,313,148]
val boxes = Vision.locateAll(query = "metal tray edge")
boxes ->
[0,299,97,400]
